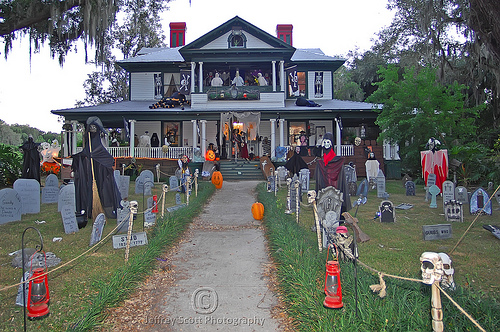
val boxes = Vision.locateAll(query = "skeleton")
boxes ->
[331,226,355,262]
[420,252,445,332]
[438,253,455,290]
[322,137,332,150]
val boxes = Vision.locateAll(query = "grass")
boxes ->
[0,179,214,331]
[258,180,500,331]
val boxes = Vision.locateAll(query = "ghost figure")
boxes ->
[420,252,444,285]
[426,137,441,153]
[438,252,455,290]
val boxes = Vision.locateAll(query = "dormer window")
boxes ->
[228,27,246,48]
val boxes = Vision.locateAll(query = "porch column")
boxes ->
[279,118,285,147]
[270,119,276,159]
[280,61,285,92]
[200,120,207,157]
[71,120,78,155]
[129,119,136,158]
[272,61,277,92]
[198,62,204,93]
[191,120,197,150]
[191,62,196,93]
[335,118,342,156]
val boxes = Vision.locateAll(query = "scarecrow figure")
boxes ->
[72,117,121,223]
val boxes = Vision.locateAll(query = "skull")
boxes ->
[438,252,455,290]
[322,138,332,149]
[307,190,316,204]
[420,252,444,285]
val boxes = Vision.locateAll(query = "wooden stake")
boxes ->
[431,282,444,332]
[124,201,137,262]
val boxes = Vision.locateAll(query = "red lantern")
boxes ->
[323,245,343,309]
[27,267,50,319]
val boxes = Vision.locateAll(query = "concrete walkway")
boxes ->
[139,180,282,331]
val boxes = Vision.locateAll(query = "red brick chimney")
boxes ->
[170,22,186,47]
[276,24,293,46]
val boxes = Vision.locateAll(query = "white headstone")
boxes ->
[144,210,156,227]
[169,176,179,192]
[0,188,22,224]
[13,179,40,214]
[45,174,59,187]
[299,168,310,191]
[442,180,455,210]
[455,186,468,204]
[61,205,79,234]
[116,201,131,233]
[376,169,386,198]
[42,174,59,204]
[89,213,106,246]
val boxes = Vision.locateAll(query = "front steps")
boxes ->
[219,160,265,181]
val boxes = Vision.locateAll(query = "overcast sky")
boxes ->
[0,0,394,133]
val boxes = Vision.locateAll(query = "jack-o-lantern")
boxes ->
[206,149,216,161]
[211,171,223,189]
[251,202,265,220]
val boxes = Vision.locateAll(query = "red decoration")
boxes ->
[152,195,158,213]
[323,246,343,309]
[27,267,50,319]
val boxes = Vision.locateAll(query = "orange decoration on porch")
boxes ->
[211,171,223,189]
[251,202,264,220]
[206,149,216,161]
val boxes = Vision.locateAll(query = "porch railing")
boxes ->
[75,144,354,159]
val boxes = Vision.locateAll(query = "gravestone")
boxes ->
[112,231,148,249]
[470,187,492,215]
[455,186,468,204]
[442,180,455,211]
[144,210,156,227]
[117,175,130,199]
[423,224,452,240]
[429,185,441,208]
[427,173,437,187]
[405,181,416,196]
[317,186,343,247]
[42,174,59,203]
[402,174,412,187]
[444,200,463,222]
[135,170,155,194]
[344,164,357,183]
[140,170,155,183]
[0,188,22,224]
[61,204,79,234]
[356,178,369,198]
[89,213,106,247]
[379,200,396,223]
[287,178,301,214]
[348,182,358,196]
[13,179,40,214]
[267,176,276,192]
[299,168,310,192]
[376,169,386,198]
[142,175,154,196]
[276,166,287,182]
[116,201,131,233]
[167,203,187,213]
[169,176,179,192]
[175,193,182,205]
[58,182,75,212]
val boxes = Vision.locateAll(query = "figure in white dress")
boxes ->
[257,73,268,86]
[211,72,224,86]
[232,70,244,86]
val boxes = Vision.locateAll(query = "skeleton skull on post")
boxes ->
[420,252,444,285]
[438,252,455,290]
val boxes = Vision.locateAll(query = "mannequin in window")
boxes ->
[211,72,224,86]
[232,70,244,86]
[257,73,268,86]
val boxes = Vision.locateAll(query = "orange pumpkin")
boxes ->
[211,171,223,189]
[206,149,216,161]
[251,202,265,220]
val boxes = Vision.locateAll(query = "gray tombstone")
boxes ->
[470,187,492,215]
[442,180,455,210]
[356,178,369,198]
[423,224,452,241]
[134,175,145,194]
[344,164,357,183]
[89,213,106,247]
[13,179,40,214]
[175,193,182,205]
[42,174,59,204]
[267,176,276,192]
[147,196,154,209]
[316,186,343,248]
[58,182,75,212]
[444,200,463,222]
[402,174,412,187]
[276,166,288,182]
[116,201,131,233]
[169,176,179,192]
[45,174,59,187]
[405,181,416,196]
[144,210,156,227]
[117,175,130,199]
[455,186,468,205]
[429,185,441,208]
[379,200,396,223]
[427,173,437,187]
[299,168,310,191]
[61,204,79,234]
[0,188,22,224]
[376,169,386,198]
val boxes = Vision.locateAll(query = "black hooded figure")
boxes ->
[285,146,308,176]
[314,132,352,213]
[150,133,160,147]
[72,117,121,225]
[20,136,41,183]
